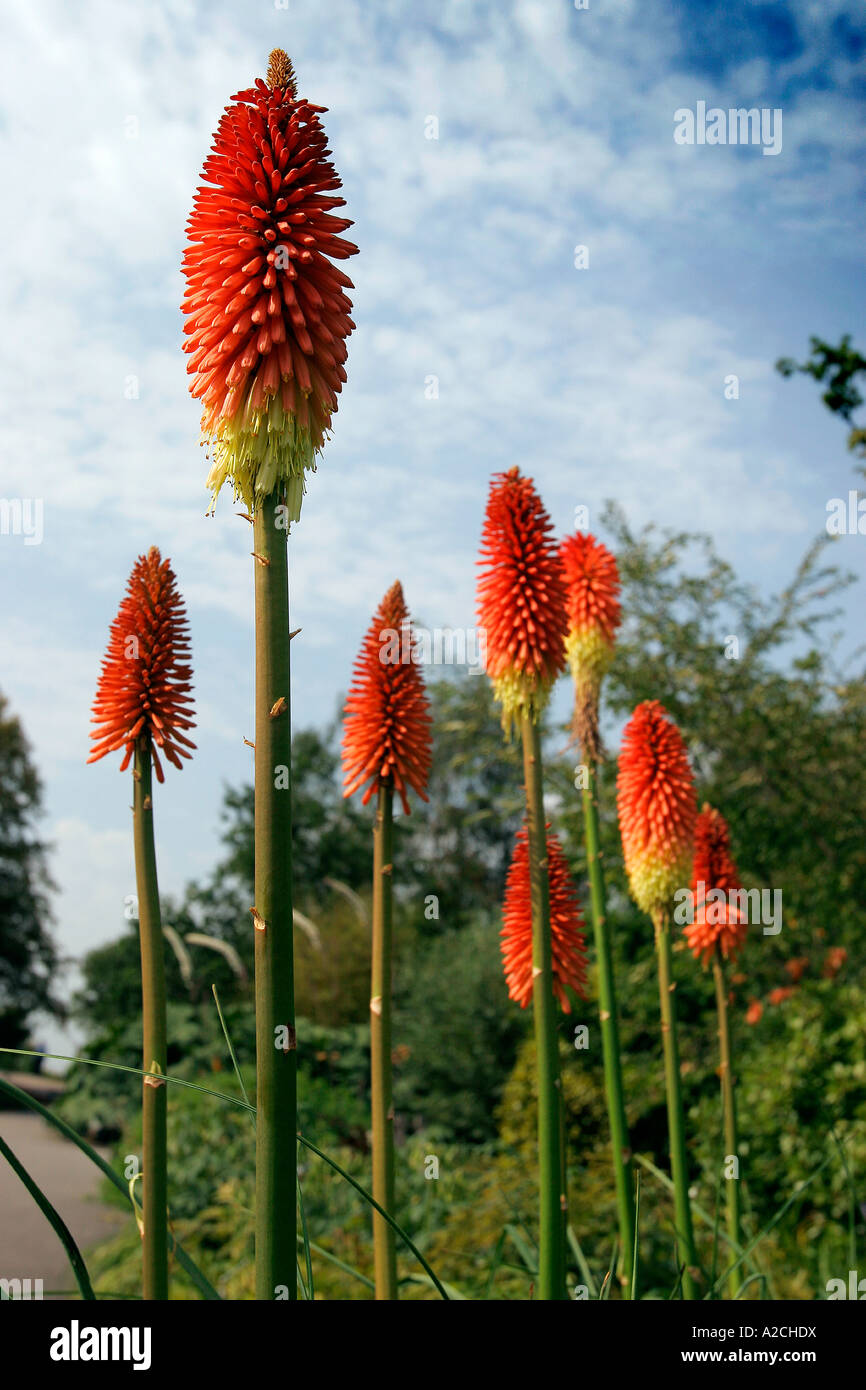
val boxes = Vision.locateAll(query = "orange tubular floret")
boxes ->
[685,803,748,966]
[617,700,697,919]
[341,581,432,816]
[501,824,588,1012]
[88,548,195,783]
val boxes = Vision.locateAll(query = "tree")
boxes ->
[0,690,60,1049]
[777,334,866,462]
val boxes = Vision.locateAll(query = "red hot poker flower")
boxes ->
[476,468,568,735]
[88,548,195,783]
[342,581,432,816]
[182,49,358,521]
[685,803,748,966]
[560,531,621,757]
[501,824,588,1012]
[617,700,697,919]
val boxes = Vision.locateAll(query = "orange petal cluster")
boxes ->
[181,50,358,520]
[560,531,622,648]
[88,548,195,783]
[560,531,621,757]
[617,700,697,919]
[341,582,432,816]
[501,824,588,1012]
[685,803,748,966]
[768,986,795,1006]
[476,468,568,734]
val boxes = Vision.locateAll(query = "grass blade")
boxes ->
[566,1224,598,1299]
[630,1169,641,1302]
[298,1133,451,1300]
[0,1130,95,1300]
[0,1074,221,1301]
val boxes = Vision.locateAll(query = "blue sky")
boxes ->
[0,0,864,1035]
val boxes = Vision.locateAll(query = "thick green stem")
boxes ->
[713,952,741,1298]
[370,783,397,1299]
[521,712,566,1301]
[582,758,635,1295]
[253,491,296,1301]
[654,911,698,1299]
[132,743,168,1301]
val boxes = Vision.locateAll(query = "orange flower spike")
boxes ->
[685,803,748,966]
[88,548,196,784]
[476,468,568,736]
[617,700,697,919]
[181,49,358,521]
[341,582,433,816]
[560,531,621,757]
[501,825,588,1012]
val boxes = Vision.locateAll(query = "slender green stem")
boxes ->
[520,712,566,1301]
[253,491,296,1301]
[713,951,741,1298]
[132,742,168,1301]
[654,910,698,1299]
[370,782,397,1299]
[581,758,635,1295]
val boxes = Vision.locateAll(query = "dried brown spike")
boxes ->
[267,48,297,96]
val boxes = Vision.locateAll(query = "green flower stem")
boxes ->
[253,491,296,1301]
[581,756,635,1295]
[370,782,398,1299]
[132,742,168,1301]
[520,711,566,1301]
[713,951,741,1298]
[653,910,698,1299]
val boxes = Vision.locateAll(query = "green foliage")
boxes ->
[393,919,525,1143]
[0,690,60,1048]
[777,333,866,459]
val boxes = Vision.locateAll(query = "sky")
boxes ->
[0,0,863,1047]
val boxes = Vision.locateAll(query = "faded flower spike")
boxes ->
[87,547,195,783]
[685,803,748,966]
[560,531,621,760]
[476,468,568,736]
[182,50,358,521]
[617,700,696,920]
[342,581,433,816]
[501,824,588,1012]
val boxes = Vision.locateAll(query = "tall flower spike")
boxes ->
[88,548,195,784]
[560,531,621,760]
[182,50,358,521]
[342,581,433,816]
[501,824,588,1012]
[476,468,568,736]
[685,803,747,966]
[617,700,696,919]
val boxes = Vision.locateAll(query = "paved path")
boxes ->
[0,1111,126,1298]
